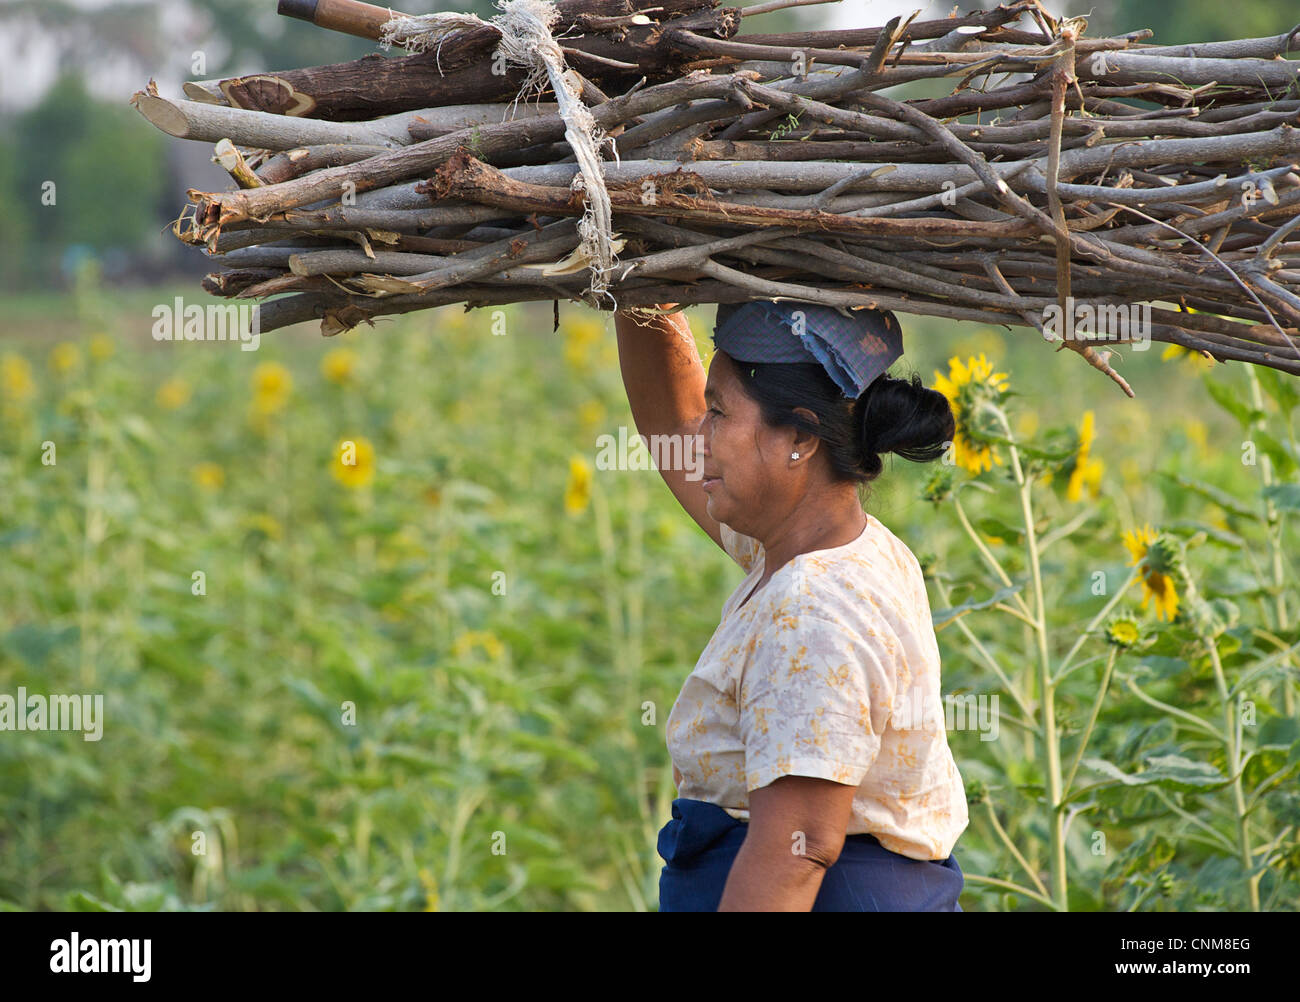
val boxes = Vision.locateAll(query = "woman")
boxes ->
[613,299,970,912]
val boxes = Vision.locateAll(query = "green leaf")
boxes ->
[931,578,1029,629]
[1202,376,1263,428]
[1164,519,1245,549]
[1241,747,1297,791]
[1258,716,1300,748]
[0,527,39,548]
[1252,431,1298,478]
[1078,754,1231,794]
[1132,655,1189,681]
[974,517,1024,545]
[1263,483,1300,512]
[283,677,338,721]
[117,414,158,449]
[1161,472,1256,520]
[2,624,78,668]
[510,731,601,772]
[64,891,123,912]
[1256,367,1298,413]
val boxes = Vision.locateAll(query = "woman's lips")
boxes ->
[702,476,721,491]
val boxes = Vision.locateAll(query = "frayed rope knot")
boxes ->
[381,0,619,306]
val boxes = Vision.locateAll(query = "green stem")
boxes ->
[962,873,1061,911]
[1121,675,1227,743]
[592,478,649,836]
[1204,630,1262,911]
[1149,788,1238,856]
[1005,429,1068,912]
[933,578,1036,723]
[1062,646,1118,799]
[79,409,105,689]
[953,490,1036,620]
[1127,878,1161,912]
[1244,366,1295,717]
[984,800,1050,899]
[1053,567,1139,684]
[993,602,1039,628]
[1037,506,1095,553]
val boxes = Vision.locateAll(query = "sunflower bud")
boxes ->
[1144,533,1183,576]
[922,466,955,503]
[1105,613,1143,649]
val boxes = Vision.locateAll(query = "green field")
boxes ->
[1,277,1297,911]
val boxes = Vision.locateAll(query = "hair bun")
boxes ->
[855,372,954,473]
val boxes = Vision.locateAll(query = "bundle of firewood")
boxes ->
[131,0,1300,390]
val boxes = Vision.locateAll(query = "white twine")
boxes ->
[381,0,619,305]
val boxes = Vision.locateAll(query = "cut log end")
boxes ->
[133,93,192,139]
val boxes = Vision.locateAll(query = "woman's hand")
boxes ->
[616,302,679,316]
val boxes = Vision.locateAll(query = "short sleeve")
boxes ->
[739,613,889,793]
[719,521,761,573]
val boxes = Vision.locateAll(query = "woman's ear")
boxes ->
[789,406,821,459]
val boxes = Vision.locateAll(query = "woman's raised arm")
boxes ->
[613,305,723,551]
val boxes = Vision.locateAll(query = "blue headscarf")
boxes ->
[712,300,904,398]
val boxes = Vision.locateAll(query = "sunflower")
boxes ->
[453,630,505,660]
[1,353,35,406]
[88,334,115,361]
[192,462,225,490]
[242,513,283,542]
[564,455,592,515]
[156,377,192,410]
[419,867,440,912]
[1183,417,1209,459]
[1122,523,1180,622]
[251,362,293,412]
[1066,409,1104,502]
[1104,613,1142,649]
[49,343,81,376]
[331,437,375,488]
[562,317,603,372]
[321,347,358,385]
[1160,343,1214,370]
[577,399,606,431]
[932,353,1010,474]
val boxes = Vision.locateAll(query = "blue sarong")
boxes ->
[657,798,964,912]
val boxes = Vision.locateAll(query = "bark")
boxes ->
[132,3,1300,381]
[212,1,733,120]
[131,91,560,149]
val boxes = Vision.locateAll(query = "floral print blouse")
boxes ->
[665,513,969,861]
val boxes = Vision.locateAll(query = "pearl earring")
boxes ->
[791,452,799,460]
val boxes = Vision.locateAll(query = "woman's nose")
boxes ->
[696,415,711,453]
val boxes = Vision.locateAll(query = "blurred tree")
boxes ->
[4,72,166,286]
[0,133,32,287]
[1066,0,1296,43]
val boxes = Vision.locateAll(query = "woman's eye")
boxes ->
[707,407,722,417]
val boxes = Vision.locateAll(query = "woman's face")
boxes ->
[697,350,797,534]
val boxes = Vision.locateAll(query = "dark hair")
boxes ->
[732,359,955,484]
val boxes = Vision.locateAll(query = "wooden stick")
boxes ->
[277,0,410,42]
